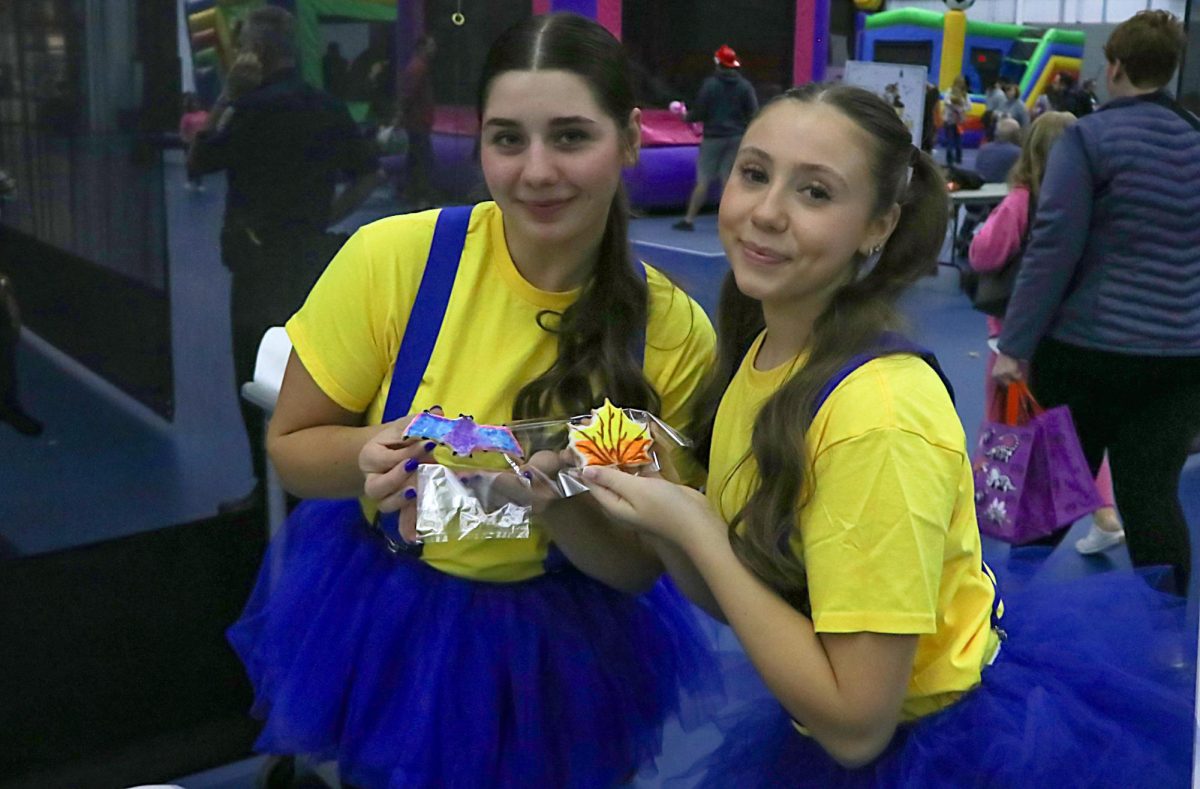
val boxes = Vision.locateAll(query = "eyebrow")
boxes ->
[483,116,599,128]
[739,146,848,187]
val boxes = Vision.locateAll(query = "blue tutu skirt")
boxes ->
[228,499,722,789]
[671,568,1194,789]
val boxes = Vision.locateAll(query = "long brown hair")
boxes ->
[691,84,949,613]
[1008,111,1075,207]
[477,13,661,419]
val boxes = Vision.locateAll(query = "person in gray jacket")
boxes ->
[997,82,1030,128]
[673,45,757,231]
[994,10,1200,595]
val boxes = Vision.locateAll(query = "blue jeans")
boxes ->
[945,124,963,165]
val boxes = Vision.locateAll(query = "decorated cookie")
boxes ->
[567,399,654,467]
[404,412,525,458]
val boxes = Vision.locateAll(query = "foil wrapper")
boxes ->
[415,464,532,542]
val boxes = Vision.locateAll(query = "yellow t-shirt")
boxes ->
[287,201,716,582]
[707,333,999,720]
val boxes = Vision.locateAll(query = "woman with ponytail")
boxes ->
[227,13,718,788]
[583,84,1190,786]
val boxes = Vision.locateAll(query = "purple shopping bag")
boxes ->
[972,383,1102,544]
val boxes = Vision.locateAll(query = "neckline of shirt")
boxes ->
[742,331,806,389]
[486,203,581,312]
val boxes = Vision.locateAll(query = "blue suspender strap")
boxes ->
[981,563,1007,639]
[787,334,939,554]
[381,205,474,422]
[376,205,474,548]
[811,331,955,414]
[631,260,647,370]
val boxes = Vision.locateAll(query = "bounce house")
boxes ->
[858,7,1084,147]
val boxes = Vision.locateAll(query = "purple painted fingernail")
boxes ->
[521,471,533,480]
[403,487,417,500]
[424,442,437,452]
[404,457,419,473]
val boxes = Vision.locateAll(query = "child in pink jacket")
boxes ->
[179,92,209,191]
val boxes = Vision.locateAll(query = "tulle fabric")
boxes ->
[228,498,722,789]
[668,566,1193,789]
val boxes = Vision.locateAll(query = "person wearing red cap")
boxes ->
[672,44,758,231]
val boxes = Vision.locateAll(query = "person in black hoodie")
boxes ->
[673,45,757,231]
[190,6,379,513]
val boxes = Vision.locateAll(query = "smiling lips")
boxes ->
[521,197,574,221]
[739,239,790,265]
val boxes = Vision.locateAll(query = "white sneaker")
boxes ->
[1075,523,1125,555]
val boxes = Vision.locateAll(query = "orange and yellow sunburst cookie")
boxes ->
[567,399,655,468]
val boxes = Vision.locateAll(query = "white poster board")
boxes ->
[843,60,928,148]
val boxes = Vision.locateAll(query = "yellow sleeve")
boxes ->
[801,426,962,634]
[642,266,716,487]
[797,357,965,635]
[643,266,716,434]
[285,216,430,413]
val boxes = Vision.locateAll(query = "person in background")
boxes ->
[994,11,1200,594]
[942,75,969,166]
[1056,73,1094,117]
[366,58,394,126]
[189,6,381,515]
[178,92,209,192]
[0,272,42,437]
[921,81,940,153]
[1031,91,1051,120]
[997,81,1030,128]
[973,117,1022,184]
[982,78,1006,140]
[951,116,1023,257]
[672,44,758,231]
[1031,72,1070,120]
[970,111,1126,555]
[399,35,437,209]
[322,42,349,100]
[1078,78,1100,116]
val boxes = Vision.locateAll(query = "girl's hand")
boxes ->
[580,465,726,550]
[359,408,441,540]
[484,448,570,515]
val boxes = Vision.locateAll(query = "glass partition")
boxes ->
[0,0,175,418]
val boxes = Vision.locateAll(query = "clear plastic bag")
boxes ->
[410,405,693,543]
[507,406,692,497]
